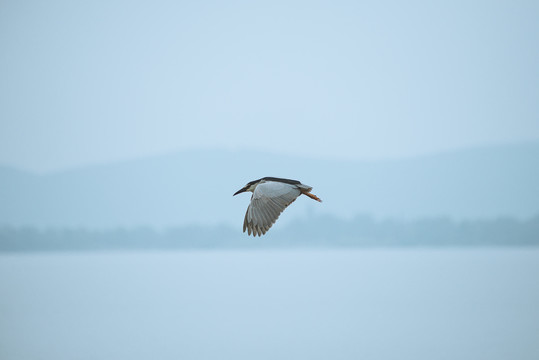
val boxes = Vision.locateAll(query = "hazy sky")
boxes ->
[1,0,538,172]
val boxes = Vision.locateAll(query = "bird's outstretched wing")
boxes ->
[243,181,301,236]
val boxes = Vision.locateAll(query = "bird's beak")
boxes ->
[233,188,247,196]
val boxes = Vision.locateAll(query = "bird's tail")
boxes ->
[303,192,322,202]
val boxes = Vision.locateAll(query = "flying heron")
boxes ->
[233,177,322,236]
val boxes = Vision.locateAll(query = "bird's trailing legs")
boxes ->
[302,191,322,202]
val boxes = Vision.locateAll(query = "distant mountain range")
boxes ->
[1,141,538,229]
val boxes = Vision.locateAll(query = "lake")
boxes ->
[1,248,538,360]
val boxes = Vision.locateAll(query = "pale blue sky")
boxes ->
[1,0,538,172]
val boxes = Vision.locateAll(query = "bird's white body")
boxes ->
[252,180,302,198]
[234,178,321,236]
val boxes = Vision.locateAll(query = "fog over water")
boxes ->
[2,249,538,360]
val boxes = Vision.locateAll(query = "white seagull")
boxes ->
[233,177,322,236]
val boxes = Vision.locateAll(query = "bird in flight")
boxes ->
[233,177,322,236]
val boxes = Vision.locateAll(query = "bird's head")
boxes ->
[233,179,260,196]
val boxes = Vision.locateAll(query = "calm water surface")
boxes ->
[1,248,538,360]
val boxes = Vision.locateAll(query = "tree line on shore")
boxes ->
[1,214,538,252]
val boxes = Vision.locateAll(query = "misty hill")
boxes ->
[0,141,538,229]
